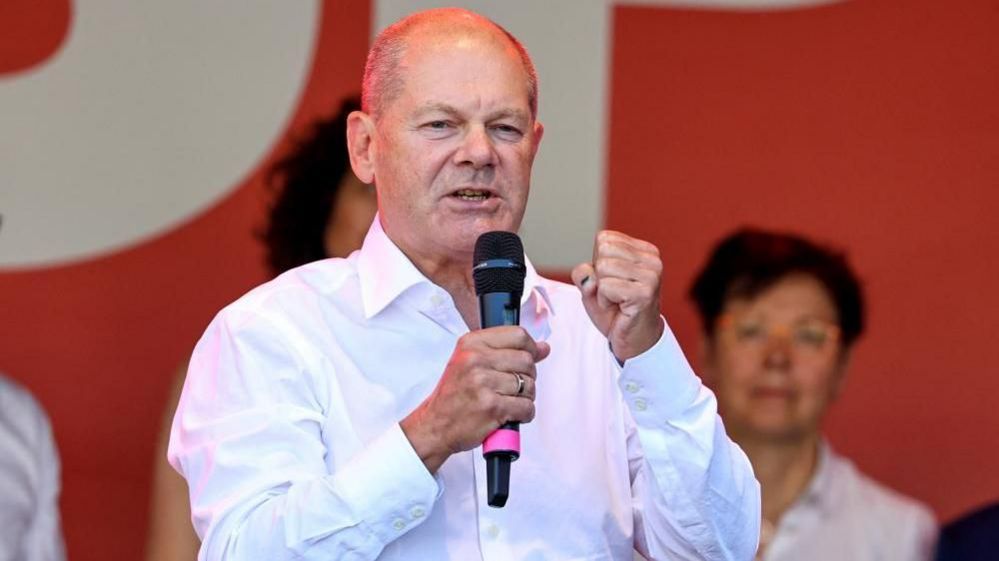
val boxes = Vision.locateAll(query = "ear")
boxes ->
[828,348,852,402]
[530,120,545,159]
[346,110,377,184]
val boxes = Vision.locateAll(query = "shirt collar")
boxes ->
[797,438,836,514]
[357,215,554,321]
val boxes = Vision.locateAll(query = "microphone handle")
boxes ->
[479,290,521,508]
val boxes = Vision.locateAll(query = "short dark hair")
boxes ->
[259,96,360,277]
[689,227,865,347]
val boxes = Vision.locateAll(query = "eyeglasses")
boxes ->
[717,314,841,356]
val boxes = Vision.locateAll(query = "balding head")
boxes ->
[362,8,539,121]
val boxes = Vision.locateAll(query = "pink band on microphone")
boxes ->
[483,428,520,455]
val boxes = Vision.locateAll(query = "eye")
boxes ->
[419,119,457,139]
[734,322,765,342]
[793,324,829,348]
[491,123,524,140]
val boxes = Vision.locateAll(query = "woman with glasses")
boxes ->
[689,228,936,561]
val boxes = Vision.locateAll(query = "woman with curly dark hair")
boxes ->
[261,96,376,274]
[146,97,376,561]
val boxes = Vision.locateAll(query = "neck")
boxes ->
[423,261,479,329]
[382,221,481,329]
[736,432,820,524]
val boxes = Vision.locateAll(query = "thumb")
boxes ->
[571,262,597,298]
[571,262,609,336]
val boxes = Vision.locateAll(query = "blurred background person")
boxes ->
[144,96,376,561]
[688,228,937,560]
[0,372,66,561]
[936,501,999,560]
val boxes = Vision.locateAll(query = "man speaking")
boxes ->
[169,8,760,560]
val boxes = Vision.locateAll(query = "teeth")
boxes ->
[454,189,488,200]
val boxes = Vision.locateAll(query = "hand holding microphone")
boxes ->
[399,232,548,504]
[472,231,529,507]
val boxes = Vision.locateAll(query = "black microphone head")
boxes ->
[473,231,526,296]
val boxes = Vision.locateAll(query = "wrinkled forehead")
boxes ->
[392,34,532,112]
[402,22,524,75]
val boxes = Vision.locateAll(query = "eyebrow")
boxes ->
[413,102,461,118]
[413,103,529,123]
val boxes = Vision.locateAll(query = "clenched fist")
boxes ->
[571,230,665,362]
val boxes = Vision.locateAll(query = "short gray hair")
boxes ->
[361,9,539,121]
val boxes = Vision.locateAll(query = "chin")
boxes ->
[458,215,519,238]
[749,422,811,443]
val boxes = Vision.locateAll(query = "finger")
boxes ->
[594,244,661,271]
[476,326,550,364]
[479,326,541,355]
[485,349,538,380]
[504,372,535,400]
[534,340,551,362]
[593,256,662,284]
[473,368,537,399]
[571,262,597,298]
[596,230,660,256]
[597,286,615,311]
[596,277,659,313]
[496,395,536,424]
[575,260,616,310]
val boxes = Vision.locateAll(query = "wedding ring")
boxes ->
[514,373,526,396]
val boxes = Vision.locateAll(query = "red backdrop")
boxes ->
[1,1,997,559]
[0,1,371,558]
[608,0,999,525]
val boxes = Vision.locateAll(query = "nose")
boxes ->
[762,335,792,370]
[454,124,497,169]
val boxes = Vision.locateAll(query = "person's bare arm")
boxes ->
[145,364,200,561]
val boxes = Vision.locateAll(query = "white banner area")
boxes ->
[0,1,318,267]
[0,0,835,269]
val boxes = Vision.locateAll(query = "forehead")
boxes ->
[724,274,838,321]
[391,29,532,115]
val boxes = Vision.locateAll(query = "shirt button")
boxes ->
[430,293,444,307]
[393,518,406,531]
[410,506,425,519]
[624,381,640,394]
[634,398,648,411]
[486,523,500,538]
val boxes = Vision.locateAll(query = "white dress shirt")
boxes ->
[169,217,760,561]
[0,374,66,561]
[761,441,936,561]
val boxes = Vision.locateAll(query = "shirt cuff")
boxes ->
[616,317,702,420]
[332,423,443,545]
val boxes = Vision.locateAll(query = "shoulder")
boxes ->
[829,452,937,544]
[938,502,999,556]
[0,373,55,452]
[237,257,357,311]
[212,257,360,329]
[0,374,48,426]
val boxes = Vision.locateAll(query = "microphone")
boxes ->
[473,231,527,508]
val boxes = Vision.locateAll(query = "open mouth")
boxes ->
[450,188,492,202]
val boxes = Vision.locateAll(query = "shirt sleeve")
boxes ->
[168,307,442,561]
[24,398,67,561]
[615,318,761,561]
[897,501,938,561]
